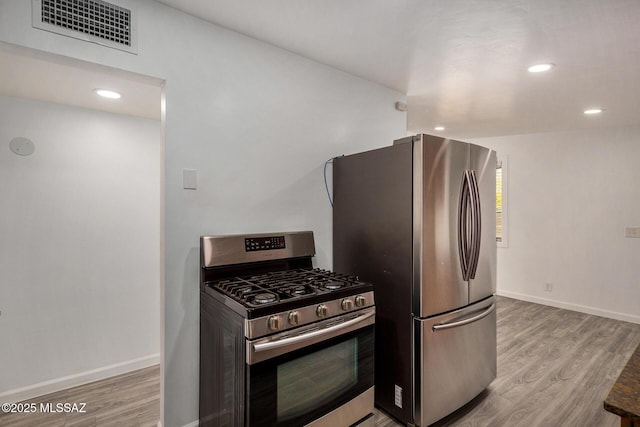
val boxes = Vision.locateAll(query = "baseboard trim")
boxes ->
[0,353,160,404]
[497,290,640,324]
[156,417,197,427]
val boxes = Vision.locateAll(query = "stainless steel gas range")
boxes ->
[199,231,375,427]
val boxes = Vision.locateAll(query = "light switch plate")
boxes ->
[624,227,640,238]
[183,169,197,190]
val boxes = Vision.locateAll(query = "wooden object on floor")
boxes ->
[605,343,640,427]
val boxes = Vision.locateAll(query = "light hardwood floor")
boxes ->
[2,296,639,427]
[0,365,160,427]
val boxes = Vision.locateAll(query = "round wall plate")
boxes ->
[10,137,35,156]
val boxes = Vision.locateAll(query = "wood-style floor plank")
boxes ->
[0,365,159,427]
[1,296,638,426]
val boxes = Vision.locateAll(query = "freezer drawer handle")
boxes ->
[253,309,375,353]
[432,303,495,331]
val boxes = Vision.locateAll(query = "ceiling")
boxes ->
[156,0,640,138]
[0,42,162,120]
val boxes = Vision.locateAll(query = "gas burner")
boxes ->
[291,285,307,294]
[323,281,345,290]
[279,283,316,298]
[254,293,277,304]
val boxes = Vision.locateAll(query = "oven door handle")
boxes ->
[252,310,375,354]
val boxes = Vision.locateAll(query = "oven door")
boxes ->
[246,308,375,427]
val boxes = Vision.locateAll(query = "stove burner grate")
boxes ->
[209,268,368,309]
[279,283,316,298]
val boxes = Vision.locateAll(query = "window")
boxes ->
[496,158,507,247]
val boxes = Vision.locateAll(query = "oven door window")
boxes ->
[247,325,374,426]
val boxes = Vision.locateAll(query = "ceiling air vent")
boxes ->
[32,0,137,54]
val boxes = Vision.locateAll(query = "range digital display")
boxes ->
[245,236,286,252]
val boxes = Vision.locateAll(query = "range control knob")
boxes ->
[316,304,328,318]
[267,315,281,331]
[288,311,300,326]
[354,295,367,307]
[341,298,354,311]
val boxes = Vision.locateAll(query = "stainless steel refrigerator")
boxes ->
[333,134,497,426]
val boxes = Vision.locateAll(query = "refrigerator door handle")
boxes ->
[458,171,472,280]
[468,170,482,279]
[431,303,495,331]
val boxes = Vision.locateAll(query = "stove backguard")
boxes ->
[201,231,316,269]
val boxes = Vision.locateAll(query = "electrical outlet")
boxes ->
[624,227,640,238]
[544,283,553,292]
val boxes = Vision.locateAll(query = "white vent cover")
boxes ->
[32,0,137,54]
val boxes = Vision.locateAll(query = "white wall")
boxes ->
[472,126,640,323]
[0,95,161,398]
[0,1,407,425]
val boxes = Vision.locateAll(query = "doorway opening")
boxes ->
[0,41,165,424]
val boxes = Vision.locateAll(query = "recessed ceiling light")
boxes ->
[94,89,122,99]
[584,108,603,115]
[527,63,555,73]
[434,126,445,131]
